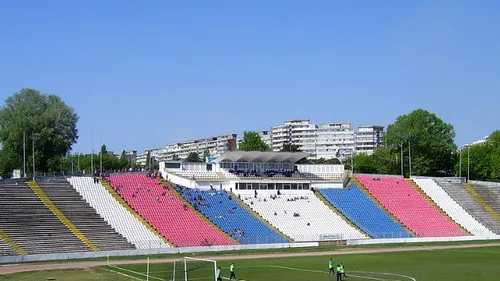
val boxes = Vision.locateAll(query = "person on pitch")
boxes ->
[229,262,236,280]
[216,266,222,281]
[329,258,335,276]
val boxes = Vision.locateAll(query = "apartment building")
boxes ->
[355,125,385,155]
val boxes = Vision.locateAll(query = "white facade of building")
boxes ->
[355,125,385,155]
[150,134,238,162]
[270,120,384,159]
[271,119,318,157]
[316,122,356,159]
[258,130,273,148]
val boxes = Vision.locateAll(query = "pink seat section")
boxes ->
[107,174,236,247]
[356,176,468,237]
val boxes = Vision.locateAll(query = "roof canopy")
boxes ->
[214,151,309,163]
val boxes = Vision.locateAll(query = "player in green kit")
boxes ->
[329,258,335,276]
[229,263,236,280]
[336,265,342,281]
[340,262,347,279]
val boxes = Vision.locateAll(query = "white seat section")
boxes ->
[68,177,170,249]
[413,178,495,237]
[236,190,367,241]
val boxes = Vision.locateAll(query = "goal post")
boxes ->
[184,256,217,281]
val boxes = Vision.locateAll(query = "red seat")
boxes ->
[107,174,236,247]
[356,176,467,237]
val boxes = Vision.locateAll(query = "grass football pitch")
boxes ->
[2,246,500,281]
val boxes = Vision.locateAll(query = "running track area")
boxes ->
[1,243,499,276]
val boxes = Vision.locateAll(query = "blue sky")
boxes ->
[0,1,498,153]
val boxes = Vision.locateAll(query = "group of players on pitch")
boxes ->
[215,259,346,280]
[329,258,347,281]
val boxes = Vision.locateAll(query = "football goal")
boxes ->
[184,256,217,281]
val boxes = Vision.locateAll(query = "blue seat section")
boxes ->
[174,186,288,244]
[319,184,414,238]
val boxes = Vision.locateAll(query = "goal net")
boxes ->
[184,256,217,281]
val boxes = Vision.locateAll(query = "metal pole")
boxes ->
[23,131,26,178]
[100,132,103,175]
[146,257,150,281]
[400,142,404,177]
[71,159,74,175]
[32,132,35,181]
[408,141,412,178]
[351,154,354,175]
[77,153,80,173]
[459,149,462,178]
[91,131,94,175]
[467,146,470,182]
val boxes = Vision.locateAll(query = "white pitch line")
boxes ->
[351,270,416,281]
[102,267,145,281]
[110,265,164,281]
[267,264,416,281]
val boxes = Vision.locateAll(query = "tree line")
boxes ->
[237,110,499,182]
[0,89,498,181]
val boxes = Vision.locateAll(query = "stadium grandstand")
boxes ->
[0,151,499,259]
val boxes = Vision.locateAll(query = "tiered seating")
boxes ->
[357,176,467,237]
[106,174,236,247]
[414,178,494,236]
[68,177,170,249]
[237,190,367,241]
[0,238,16,256]
[472,184,500,214]
[37,179,135,251]
[436,180,500,235]
[0,183,89,254]
[174,171,220,180]
[174,186,288,244]
[320,184,414,238]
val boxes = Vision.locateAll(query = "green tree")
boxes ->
[119,150,130,170]
[384,109,457,177]
[280,143,301,152]
[0,88,79,177]
[353,153,376,174]
[186,152,202,162]
[238,131,270,151]
[459,130,500,182]
[202,149,210,161]
[373,146,400,175]
[145,151,151,168]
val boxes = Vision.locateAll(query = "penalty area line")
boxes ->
[108,265,164,281]
[101,267,144,281]
[267,265,416,281]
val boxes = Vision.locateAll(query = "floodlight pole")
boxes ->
[32,132,35,181]
[99,132,103,175]
[459,148,462,178]
[467,146,470,183]
[408,141,412,178]
[400,142,404,177]
[91,131,94,175]
[23,131,26,178]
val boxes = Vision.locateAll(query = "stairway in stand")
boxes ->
[0,182,90,254]
[38,178,135,251]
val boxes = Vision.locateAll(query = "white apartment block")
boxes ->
[258,130,273,148]
[316,122,356,159]
[150,134,238,162]
[271,119,318,157]
[355,125,385,155]
[270,120,384,159]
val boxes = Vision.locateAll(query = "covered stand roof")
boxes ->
[214,151,309,163]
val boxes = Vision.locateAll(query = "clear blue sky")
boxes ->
[1,1,499,153]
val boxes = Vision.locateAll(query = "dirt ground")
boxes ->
[1,243,499,275]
